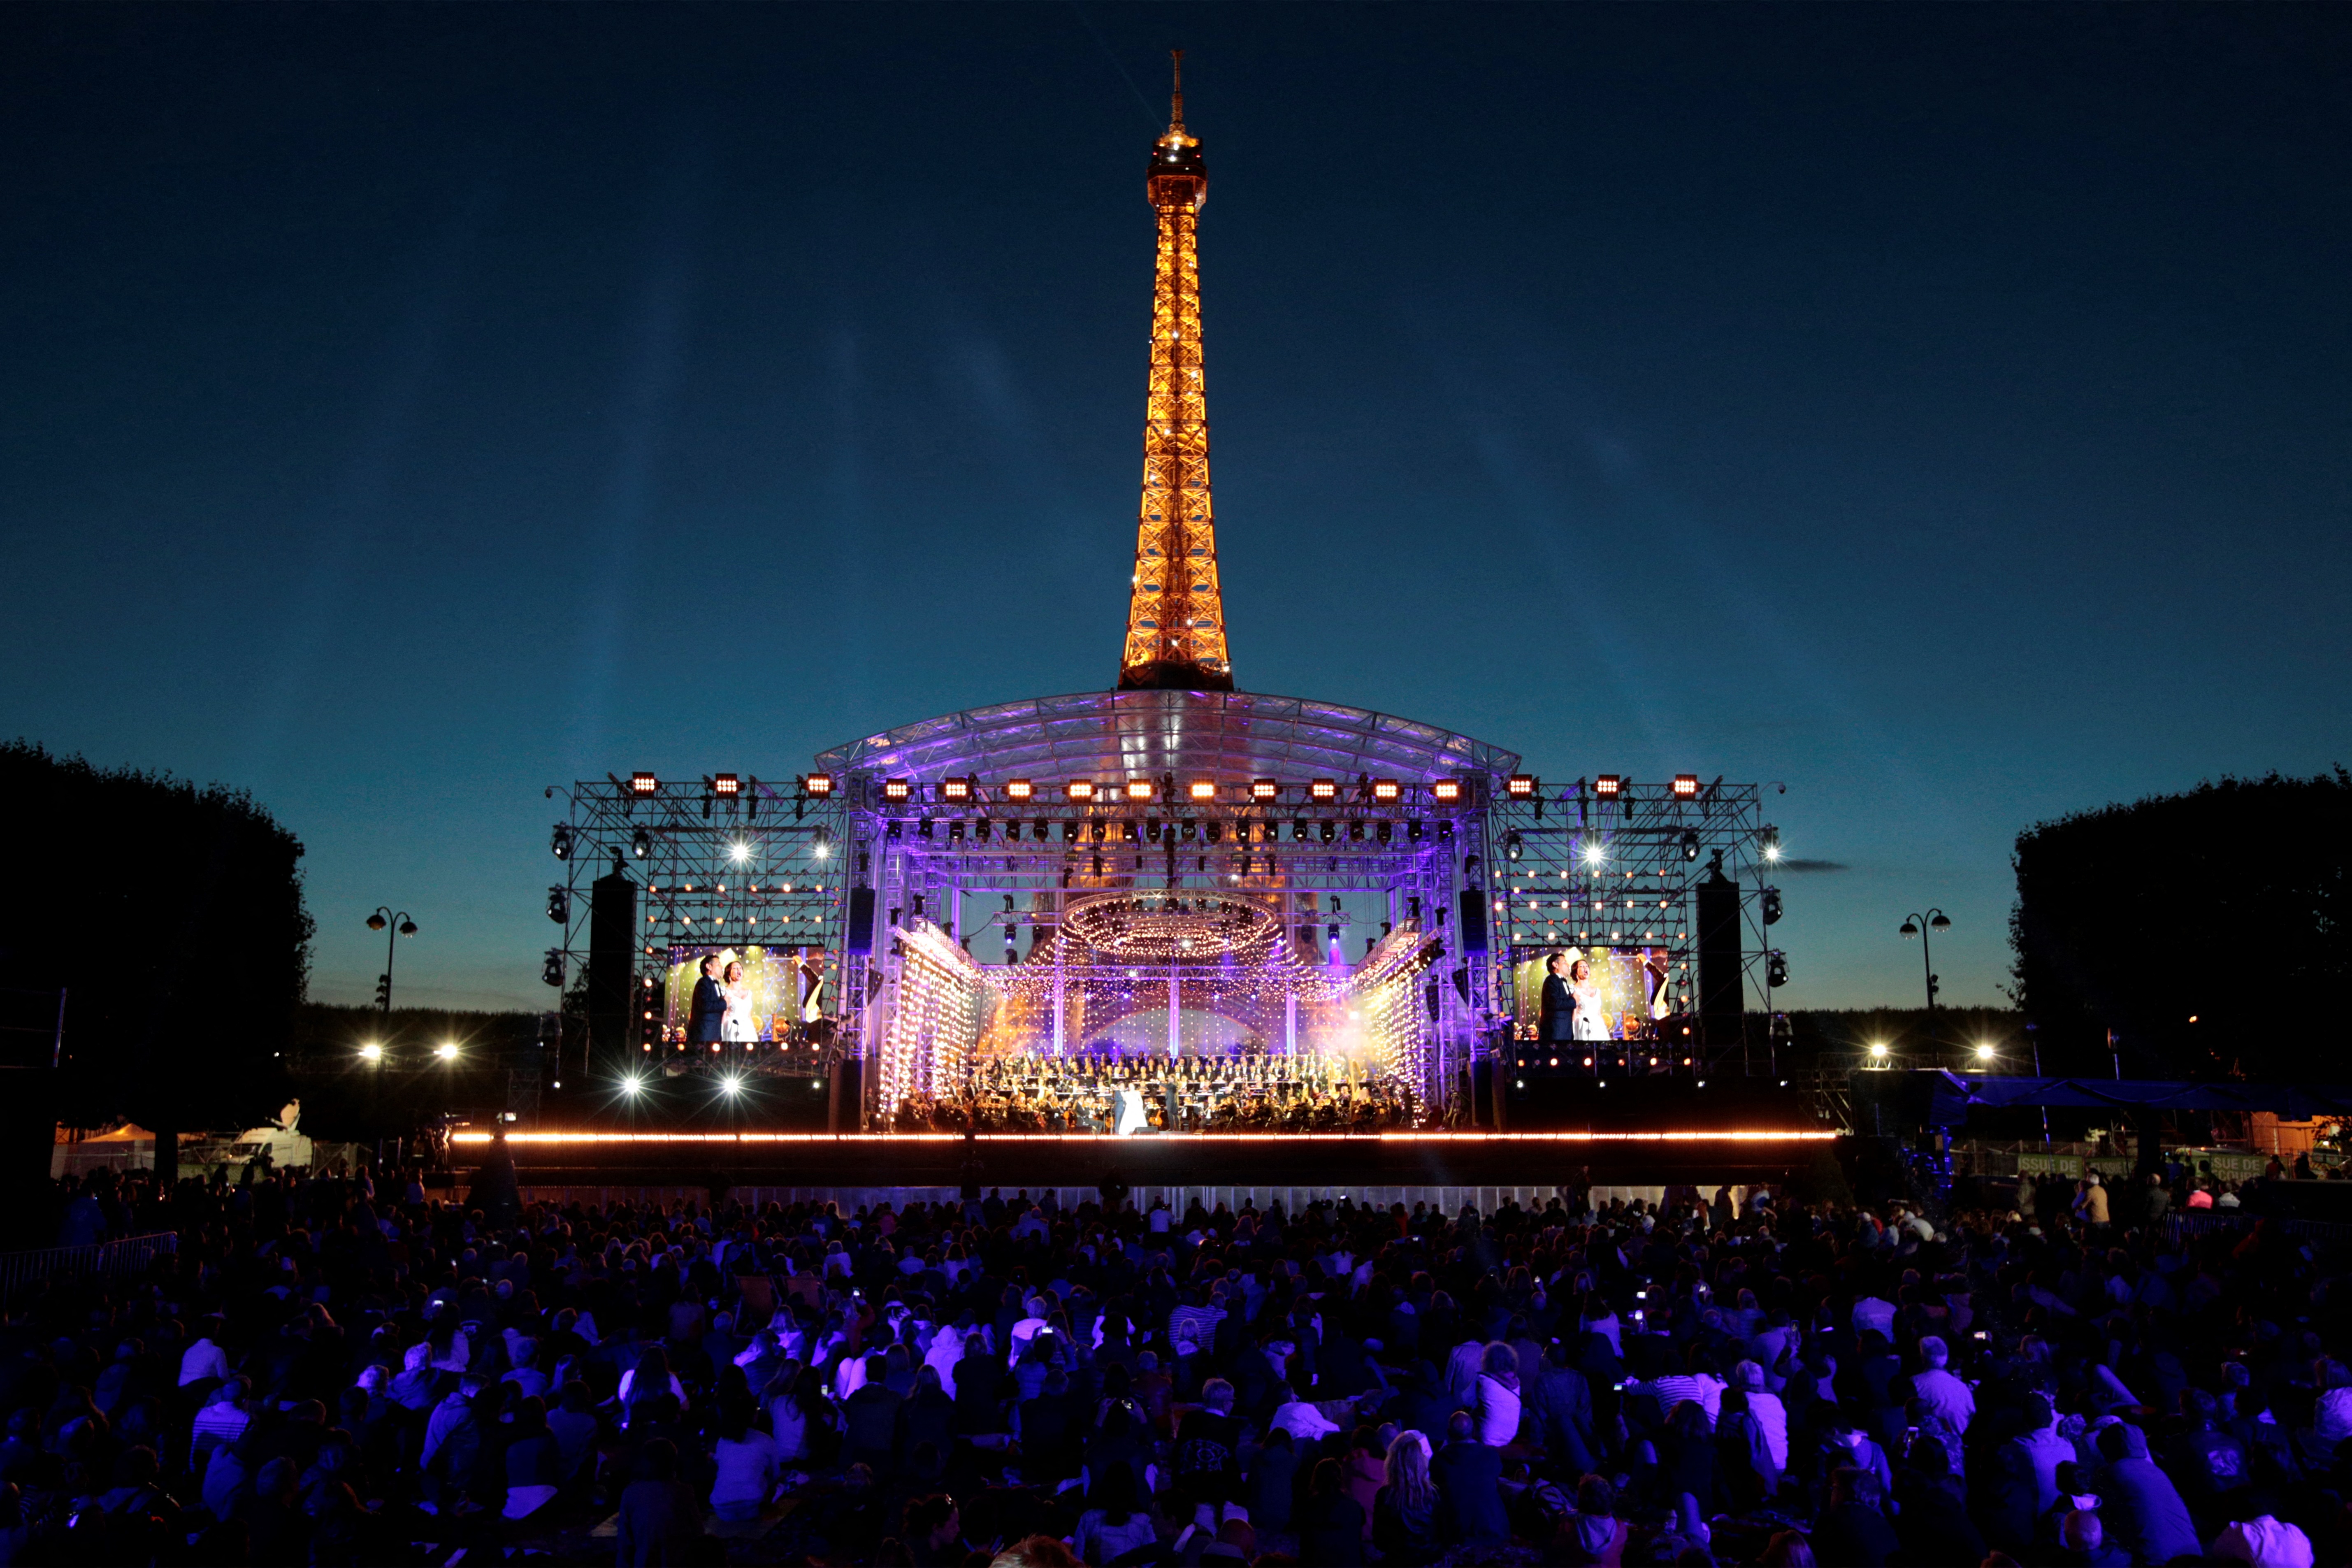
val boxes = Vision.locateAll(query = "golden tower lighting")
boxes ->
[1118,50,1233,693]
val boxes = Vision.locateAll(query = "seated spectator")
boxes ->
[1296,1455,1367,1565]
[1810,1465,1898,1568]
[1372,1429,1440,1561]
[1432,1410,1507,1545]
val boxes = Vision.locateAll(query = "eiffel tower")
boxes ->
[1117,51,1233,693]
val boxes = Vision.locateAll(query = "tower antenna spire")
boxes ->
[1118,53,1231,692]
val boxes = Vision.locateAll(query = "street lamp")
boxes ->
[1898,909,1950,1012]
[366,907,418,1014]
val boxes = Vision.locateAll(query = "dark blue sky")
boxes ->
[3,6,2345,1014]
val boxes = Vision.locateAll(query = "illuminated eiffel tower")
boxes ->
[1117,51,1233,693]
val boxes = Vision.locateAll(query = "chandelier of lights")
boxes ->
[1059,893,1282,964]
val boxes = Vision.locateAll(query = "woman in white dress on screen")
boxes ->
[720,959,757,1044]
[1568,958,1611,1042]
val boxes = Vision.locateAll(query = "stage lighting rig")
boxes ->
[1507,774,1537,799]
[1594,775,1622,799]
[1189,779,1216,801]
[541,950,564,987]
[1433,779,1463,803]
[1767,951,1788,988]
[1067,780,1096,801]
[1505,832,1522,862]
[1672,774,1699,799]
[804,773,835,799]
[546,887,568,923]
[1005,779,1034,801]
[1763,887,1783,925]
[940,777,973,802]
[1251,778,1278,801]
[1372,778,1400,802]
[882,779,912,802]
[1681,829,1701,862]
[1319,820,1335,843]
[629,772,659,795]
[551,825,572,859]
[1310,779,1338,802]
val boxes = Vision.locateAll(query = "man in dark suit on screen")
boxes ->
[1538,953,1575,1045]
[688,955,726,1047]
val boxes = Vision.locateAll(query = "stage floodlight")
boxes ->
[1204,822,1222,844]
[436,1042,458,1061]
[1437,820,1453,842]
[804,773,834,798]
[1583,842,1606,866]
[631,827,652,859]
[881,779,913,803]
[729,841,750,862]
[1127,779,1153,801]
[551,825,572,859]
[1432,779,1463,803]
[1005,779,1034,801]
[1975,1043,1995,1062]
[621,1075,643,1095]
[1681,829,1701,862]
[1672,774,1699,799]
[629,771,658,794]
[1505,832,1523,862]
[1188,779,1216,801]
[541,951,564,987]
[713,773,740,796]
[1372,778,1400,802]
[1763,887,1783,925]
[1348,820,1365,843]
[720,1075,743,1096]
[947,821,965,843]
[1309,779,1338,802]
[1868,1041,1889,1060]
[1066,780,1096,801]
[1507,774,1537,799]
[358,1043,383,1063]
[1376,821,1393,844]
[1407,820,1424,842]
[812,827,832,858]
[1767,951,1788,987]
[1594,774,1621,799]
[1251,778,1279,801]
[1319,820,1335,844]
[940,777,972,801]
[546,885,567,920]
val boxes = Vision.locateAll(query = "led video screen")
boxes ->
[662,945,826,1043]
[1510,946,1672,1042]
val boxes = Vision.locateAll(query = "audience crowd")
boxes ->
[0,1157,2346,1566]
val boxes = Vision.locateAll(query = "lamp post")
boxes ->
[1898,909,1950,1013]
[366,908,418,1015]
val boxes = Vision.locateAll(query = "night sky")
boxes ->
[3,6,2345,1015]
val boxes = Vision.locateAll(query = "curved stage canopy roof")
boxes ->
[815,690,1520,786]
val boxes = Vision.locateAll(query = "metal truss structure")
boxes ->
[1481,778,1788,1075]
[545,774,852,1077]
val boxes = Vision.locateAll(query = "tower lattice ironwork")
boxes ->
[1118,51,1233,693]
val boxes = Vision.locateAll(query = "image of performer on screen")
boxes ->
[688,955,726,1046]
[1539,953,1576,1043]
[1570,958,1610,1041]
[720,959,757,1043]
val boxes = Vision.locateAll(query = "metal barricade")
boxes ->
[0,1231,178,1303]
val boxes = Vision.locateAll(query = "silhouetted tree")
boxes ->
[2011,769,2350,1078]
[0,742,312,1164]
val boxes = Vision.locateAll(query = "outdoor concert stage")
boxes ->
[530,66,1807,1160]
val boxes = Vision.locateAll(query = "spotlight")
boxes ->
[1506,774,1537,799]
[1203,822,1222,843]
[713,773,740,796]
[629,771,659,794]
[1583,842,1606,866]
[1975,1043,1996,1062]
[1868,1041,1889,1060]
[974,818,991,843]
[436,1042,458,1061]
[728,842,750,862]
[1505,832,1522,862]
[804,773,835,798]
[1032,819,1049,841]
[1376,821,1393,844]
[1436,820,1453,842]
[1347,820,1364,842]
[1292,820,1308,841]
[1766,951,1788,987]
[1672,774,1699,799]
[541,950,564,987]
[620,1074,644,1094]
[358,1043,383,1063]
[1681,829,1700,862]
[1763,887,1782,925]
[551,825,572,859]
[1309,779,1338,802]
[1251,778,1279,801]
[546,887,568,923]
[882,779,912,801]
[1005,779,1034,801]
[1066,780,1096,801]
[940,778,972,801]
[1432,779,1463,803]
[720,1075,743,1096]
[1188,780,1216,801]
[812,826,832,857]
[1319,820,1335,843]
[1179,820,1196,842]
[948,821,965,843]
[632,827,652,858]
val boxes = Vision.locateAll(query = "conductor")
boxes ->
[688,955,727,1047]
[1538,954,1576,1044]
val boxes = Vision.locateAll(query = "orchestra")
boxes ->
[889,1049,1420,1134]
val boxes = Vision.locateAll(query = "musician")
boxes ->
[1538,953,1577,1045]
